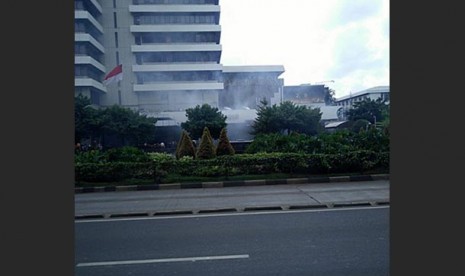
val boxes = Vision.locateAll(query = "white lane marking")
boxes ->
[76,254,250,267]
[75,205,389,223]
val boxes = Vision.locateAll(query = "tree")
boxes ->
[351,119,371,133]
[75,95,157,148]
[251,100,322,136]
[250,98,281,134]
[175,130,196,159]
[100,105,157,147]
[345,98,389,124]
[74,95,102,144]
[181,104,227,140]
[216,127,235,156]
[196,127,216,159]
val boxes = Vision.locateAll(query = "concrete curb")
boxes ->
[75,200,390,220]
[75,173,389,194]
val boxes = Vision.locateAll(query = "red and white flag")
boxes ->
[103,64,123,86]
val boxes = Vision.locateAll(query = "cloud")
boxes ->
[327,0,384,27]
[219,0,389,97]
[329,26,374,78]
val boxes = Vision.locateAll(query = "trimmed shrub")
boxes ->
[196,127,216,159]
[216,127,235,156]
[176,130,196,160]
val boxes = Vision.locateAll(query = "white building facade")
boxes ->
[75,0,224,112]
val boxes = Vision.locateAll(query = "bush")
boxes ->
[216,127,235,156]
[74,150,106,164]
[104,146,151,162]
[75,151,389,184]
[148,152,176,183]
[196,127,216,159]
[75,162,154,183]
[351,119,371,133]
[176,130,196,160]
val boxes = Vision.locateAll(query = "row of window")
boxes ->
[74,44,103,62]
[136,52,220,63]
[74,0,101,19]
[134,14,217,25]
[74,22,103,42]
[135,32,219,44]
[74,65,103,82]
[223,75,282,86]
[136,71,221,83]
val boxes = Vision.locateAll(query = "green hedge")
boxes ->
[75,151,389,184]
[75,162,154,182]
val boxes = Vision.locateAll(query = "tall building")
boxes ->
[74,0,106,105]
[74,0,286,140]
[75,0,224,111]
[129,0,223,112]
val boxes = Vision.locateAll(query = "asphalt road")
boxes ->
[75,206,389,276]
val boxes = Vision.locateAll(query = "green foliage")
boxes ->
[75,146,151,163]
[74,94,102,144]
[175,130,186,159]
[173,151,388,176]
[181,104,227,140]
[350,119,371,133]
[104,146,151,162]
[75,150,389,184]
[245,129,389,154]
[315,130,357,154]
[174,130,186,159]
[216,128,235,156]
[245,133,319,154]
[345,98,389,124]
[74,95,157,147]
[75,162,154,183]
[175,130,196,160]
[251,100,322,136]
[352,127,390,152]
[74,150,106,164]
[196,127,216,159]
[100,105,157,146]
[147,152,176,183]
[148,152,175,163]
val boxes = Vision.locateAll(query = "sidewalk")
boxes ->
[75,176,389,220]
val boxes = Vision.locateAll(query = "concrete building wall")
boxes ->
[74,0,106,105]
[221,66,285,109]
[100,0,139,109]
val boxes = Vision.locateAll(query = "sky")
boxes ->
[219,0,389,98]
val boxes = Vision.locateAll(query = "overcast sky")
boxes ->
[219,0,389,98]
